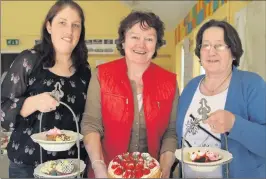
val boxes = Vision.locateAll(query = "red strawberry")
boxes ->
[143,167,150,175]
[138,156,144,162]
[135,162,144,170]
[114,166,123,175]
[120,160,128,168]
[111,162,119,169]
[125,161,135,170]
[135,169,143,178]
[205,157,210,162]
[148,162,156,169]
[122,169,133,178]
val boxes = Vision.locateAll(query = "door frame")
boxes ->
[1,50,21,75]
[1,50,22,54]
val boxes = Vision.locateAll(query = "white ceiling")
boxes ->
[121,1,197,31]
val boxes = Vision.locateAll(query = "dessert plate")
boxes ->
[175,147,233,172]
[33,158,86,178]
[31,130,83,151]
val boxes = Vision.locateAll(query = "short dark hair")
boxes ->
[33,0,89,71]
[116,11,165,59]
[195,19,243,67]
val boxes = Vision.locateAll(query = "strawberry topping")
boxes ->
[143,167,151,175]
[111,162,119,169]
[125,161,135,170]
[120,160,128,169]
[135,162,144,170]
[122,169,133,178]
[110,152,158,178]
[135,169,143,178]
[114,166,123,175]
[148,162,156,169]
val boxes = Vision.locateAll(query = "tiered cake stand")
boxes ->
[175,117,233,178]
[31,101,86,178]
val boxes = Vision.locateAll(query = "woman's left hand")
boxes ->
[160,151,175,178]
[204,109,235,133]
[161,166,171,178]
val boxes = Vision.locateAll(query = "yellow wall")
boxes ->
[1,1,131,50]
[1,1,55,52]
[228,1,251,25]
[1,1,176,72]
[154,30,176,73]
[175,1,252,83]
[1,1,130,68]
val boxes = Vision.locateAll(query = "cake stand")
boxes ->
[179,117,232,178]
[33,101,84,178]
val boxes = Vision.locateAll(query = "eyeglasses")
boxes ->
[200,43,229,52]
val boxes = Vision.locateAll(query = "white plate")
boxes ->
[175,147,233,172]
[0,132,11,149]
[33,158,86,178]
[31,130,83,151]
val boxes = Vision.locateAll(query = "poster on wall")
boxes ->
[86,39,116,54]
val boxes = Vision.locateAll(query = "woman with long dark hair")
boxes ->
[1,0,91,177]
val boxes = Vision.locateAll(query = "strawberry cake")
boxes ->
[107,152,161,178]
[46,127,71,141]
[189,149,222,163]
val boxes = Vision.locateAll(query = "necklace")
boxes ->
[202,71,232,94]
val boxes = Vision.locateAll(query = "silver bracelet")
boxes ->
[91,160,106,170]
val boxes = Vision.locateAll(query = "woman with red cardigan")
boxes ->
[81,11,179,178]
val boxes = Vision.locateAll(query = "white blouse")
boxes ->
[182,82,228,178]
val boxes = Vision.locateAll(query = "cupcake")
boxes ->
[46,127,71,141]
[46,127,62,141]
[40,161,57,175]
[55,160,75,175]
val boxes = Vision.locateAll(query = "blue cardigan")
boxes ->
[176,67,266,178]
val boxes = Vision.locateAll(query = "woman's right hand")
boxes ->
[20,92,59,117]
[33,92,59,113]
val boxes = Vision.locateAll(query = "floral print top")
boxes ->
[1,49,91,167]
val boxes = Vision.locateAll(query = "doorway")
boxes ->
[1,53,19,75]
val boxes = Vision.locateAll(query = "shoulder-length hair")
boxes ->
[116,11,165,59]
[33,0,89,70]
[195,19,243,67]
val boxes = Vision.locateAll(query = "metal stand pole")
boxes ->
[39,101,81,178]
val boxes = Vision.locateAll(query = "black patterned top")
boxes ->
[1,49,91,167]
